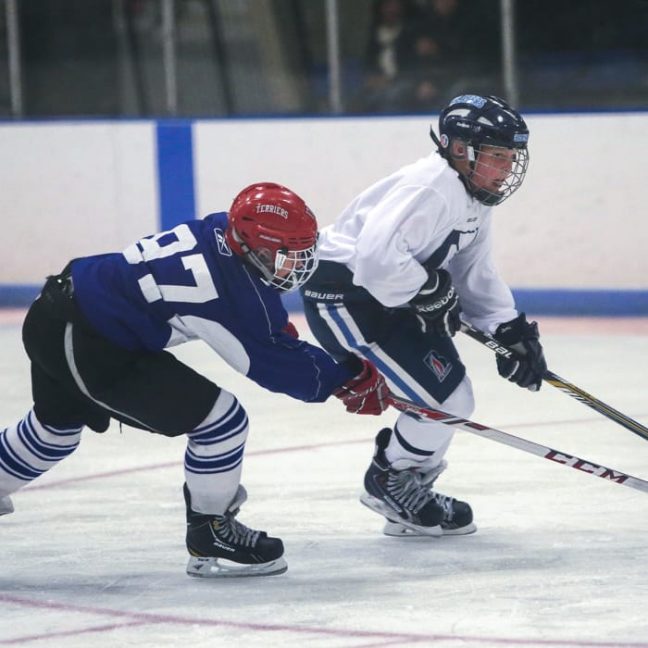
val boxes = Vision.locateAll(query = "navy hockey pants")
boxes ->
[302,297,466,406]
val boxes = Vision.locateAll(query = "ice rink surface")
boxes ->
[1,310,648,648]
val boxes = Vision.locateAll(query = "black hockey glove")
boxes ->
[493,313,547,391]
[409,269,461,337]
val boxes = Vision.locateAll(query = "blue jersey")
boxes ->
[70,212,353,402]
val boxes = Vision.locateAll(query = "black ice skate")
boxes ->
[360,428,476,537]
[0,496,13,517]
[184,483,287,577]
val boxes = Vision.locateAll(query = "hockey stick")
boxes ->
[387,393,648,494]
[460,322,648,443]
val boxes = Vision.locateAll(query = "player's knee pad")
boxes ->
[440,374,475,419]
[187,389,249,449]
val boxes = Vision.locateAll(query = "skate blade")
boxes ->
[0,496,14,517]
[360,493,442,537]
[383,520,477,537]
[186,555,288,578]
[442,522,477,536]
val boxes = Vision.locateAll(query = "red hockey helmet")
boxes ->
[225,182,319,292]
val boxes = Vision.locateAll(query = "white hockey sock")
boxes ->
[184,390,249,515]
[0,409,82,497]
[385,413,455,469]
[385,375,475,469]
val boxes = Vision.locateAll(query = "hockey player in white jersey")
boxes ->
[0,182,388,577]
[301,94,547,537]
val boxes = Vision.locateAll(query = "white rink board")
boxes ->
[194,113,648,290]
[1,313,648,648]
[0,121,158,283]
[1,112,648,289]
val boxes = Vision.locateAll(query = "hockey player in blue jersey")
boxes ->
[0,182,388,577]
[301,95,547,538]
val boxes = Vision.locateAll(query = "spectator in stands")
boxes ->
[358,0,501,112]
[359,0,435,112]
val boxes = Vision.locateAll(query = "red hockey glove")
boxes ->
[334,357,389,415]
[282,321,299,339]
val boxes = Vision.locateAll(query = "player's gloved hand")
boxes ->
[334,357,388,415]
[409,269,461,337]
[282,321,299,338]
[493,313,547,391]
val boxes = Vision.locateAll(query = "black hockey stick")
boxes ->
[387,393,648,494]
[460,322,648,443]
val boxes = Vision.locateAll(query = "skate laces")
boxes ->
[420,460,448,486]
[386,460,456,518]
[429,492,457,523]
[386,469,436,514]
[417,461,457,521]
[213,512,261,548]
[422,461,457,522]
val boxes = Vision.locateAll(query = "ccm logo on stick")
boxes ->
[545,450,628,483]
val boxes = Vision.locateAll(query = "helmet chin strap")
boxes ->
[465,143,481,185]
[430,128,502,205]
[465,143,478,183]
[239,239,303,291]
[229,228,273,283]
[247,251,277,285]
[450,143,504,206]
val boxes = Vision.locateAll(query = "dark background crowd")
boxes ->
[355,0,648,113]
[2,0,648,117]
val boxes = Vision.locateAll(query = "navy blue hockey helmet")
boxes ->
[430,94,529,206]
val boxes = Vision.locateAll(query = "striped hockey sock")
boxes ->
[184,390,249,515]
[0,409,82,497]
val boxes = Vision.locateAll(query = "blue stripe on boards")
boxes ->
[0,285,40,307]
[512,289,648,317]
[3,286,648,313]
[286,290,648,316]
[155,121,196,231]
[2,283,648,318]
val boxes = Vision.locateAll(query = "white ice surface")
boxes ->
[1,312,648,648]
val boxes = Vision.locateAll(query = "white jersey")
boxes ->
[317,151,517,333]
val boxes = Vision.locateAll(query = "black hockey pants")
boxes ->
[22,267,220,436]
